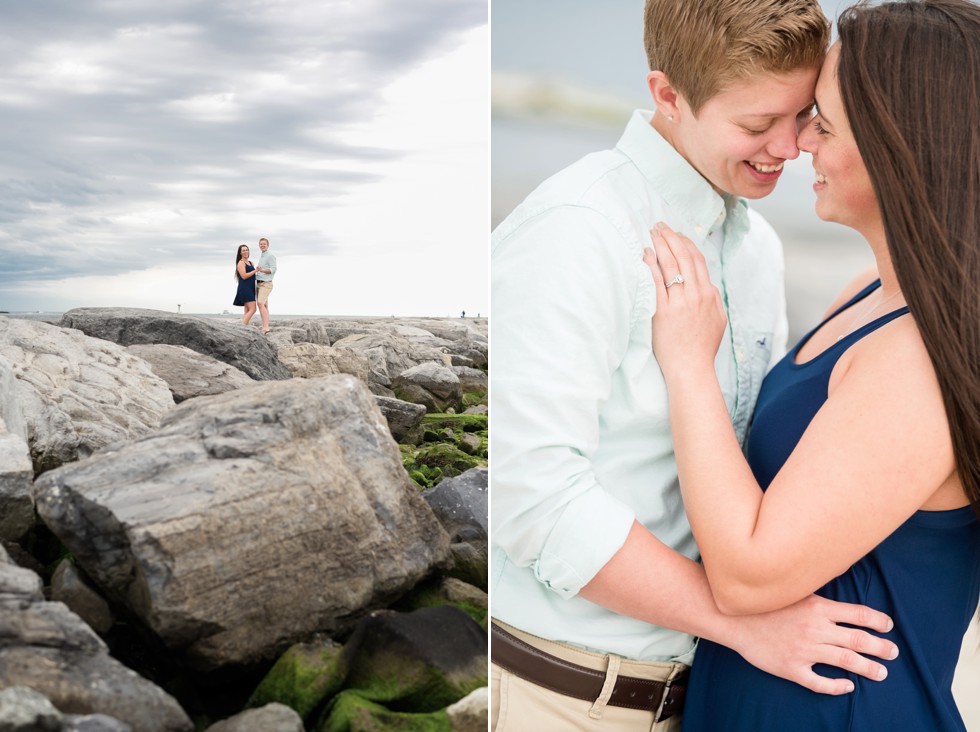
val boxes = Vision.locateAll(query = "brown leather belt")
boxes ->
[491,623,688,719]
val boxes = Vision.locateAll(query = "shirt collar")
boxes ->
[615,110,749,251]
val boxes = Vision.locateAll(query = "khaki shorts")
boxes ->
[491,621,687,731]
[256,280,274,304]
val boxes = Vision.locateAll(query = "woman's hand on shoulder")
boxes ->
[643,222,727,384]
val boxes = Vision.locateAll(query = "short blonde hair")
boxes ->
[644,0,829,114]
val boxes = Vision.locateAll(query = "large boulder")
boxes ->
[275,343,370,384]
[391,363,463,414]
[331,332,449,394]
[0,552,192,732]
[0,317,175,475]
[373,397,426,444]
[59,308,291,381]
[34,375,451,670]
[126,344,254,403]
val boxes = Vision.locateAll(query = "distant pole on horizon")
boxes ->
[177,304,182,313]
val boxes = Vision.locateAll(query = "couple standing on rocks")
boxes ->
[233,237,278,334]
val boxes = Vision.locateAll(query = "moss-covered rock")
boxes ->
[410,444,482,478]
[420,414,487,433]
[247,638,348,722]
[320,693,451,732]
[395,578,487,627]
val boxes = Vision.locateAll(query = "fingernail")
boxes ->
[844,682,855,693]
[643,247,654,256]
[889,646,899,660]
[877,666,888,680]
[655,221,667,230]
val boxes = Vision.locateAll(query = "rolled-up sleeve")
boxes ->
[491,204,640,598]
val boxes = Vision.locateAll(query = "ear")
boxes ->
[647,70,680,120]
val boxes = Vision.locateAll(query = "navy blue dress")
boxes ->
[233,263,256,306]
[683,281,980,731]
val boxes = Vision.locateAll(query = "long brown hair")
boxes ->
[235,245,249,280]
[837,0,980,514]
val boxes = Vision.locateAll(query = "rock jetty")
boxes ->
[0,310,488,731]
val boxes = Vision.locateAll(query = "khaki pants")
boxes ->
[256,280,273,304]
[491,621,687,731]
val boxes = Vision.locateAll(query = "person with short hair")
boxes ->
[490,1,898,729]
[646,1,980,729]
[255,237,277,334]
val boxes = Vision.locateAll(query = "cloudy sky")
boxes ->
[0,0,487,317]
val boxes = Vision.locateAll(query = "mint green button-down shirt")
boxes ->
[491,110,788,663]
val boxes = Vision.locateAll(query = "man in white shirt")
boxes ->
[255,237,277,334]
[491,1,897,729]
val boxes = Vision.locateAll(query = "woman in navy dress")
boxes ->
[644,1,980,729]
[233,244,257,326]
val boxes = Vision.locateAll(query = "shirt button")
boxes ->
[694,225,705,235]
[737,350,745,361]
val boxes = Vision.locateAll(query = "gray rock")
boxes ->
[423,468,488,543]
[0,354,28,441]
[0,686,61,731]
[252,319,334,348]
[451,366,487,397]
[35,375,451,670]
[63,714,133,732]
[126,344,254,403]
[51,560,115,635]
[203,704,303,732]
[391,363,463,414]
[423,468,488,590]
[0,416,34,542]
[58,308,291,381]
[374,396,427,444]
[0,553,44,603]
[447,687,489,732]
[458,433,482,456]
[275,343,370,384]
[0,588,192,732]
[0,317,175,475]
[331,331,449,392]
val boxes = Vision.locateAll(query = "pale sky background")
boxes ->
[0,0,488,317]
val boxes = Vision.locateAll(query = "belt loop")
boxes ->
[588,653,622,719]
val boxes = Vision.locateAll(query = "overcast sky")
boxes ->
[0,0,488,317]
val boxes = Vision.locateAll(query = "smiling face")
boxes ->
[239,245,250,260]
[669,66,819,199]
[797,43,882,238]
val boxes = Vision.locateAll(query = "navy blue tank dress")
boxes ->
[682,281,980,731]
[233,263,256,306]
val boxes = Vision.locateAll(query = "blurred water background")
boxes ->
[490,0,980,724]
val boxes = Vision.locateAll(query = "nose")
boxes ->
[797,122,815,155]
[768,119,801,161]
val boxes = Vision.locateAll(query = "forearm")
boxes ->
[665,367,771,612]
[579,520,741,645]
